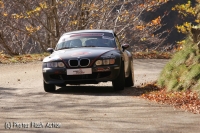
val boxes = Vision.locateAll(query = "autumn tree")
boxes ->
[0,0,168,55]
[169,0,199,50]
[173,0,199,33]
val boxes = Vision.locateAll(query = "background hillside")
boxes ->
[139,0,197,51]
[0,0,197,55]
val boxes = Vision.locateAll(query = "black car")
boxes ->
[42,29,134,92]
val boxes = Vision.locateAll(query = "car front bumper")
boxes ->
[43,65,120,85]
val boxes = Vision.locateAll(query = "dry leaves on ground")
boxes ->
[141,83,200,114]
[0,52,49,64]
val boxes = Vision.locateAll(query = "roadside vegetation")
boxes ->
[0,52,48,64]
[142,0,200,114]
[145,30,200,114]
[157,35,200,93]
[0,51,172,64]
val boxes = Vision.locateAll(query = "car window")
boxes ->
[55,32,117,50]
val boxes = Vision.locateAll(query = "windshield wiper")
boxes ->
[82,45,96,47]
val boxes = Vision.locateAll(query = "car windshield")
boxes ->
[55,32,116,50]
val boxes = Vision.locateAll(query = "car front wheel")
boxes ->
[112,63,125,91]
[43,81,55,92]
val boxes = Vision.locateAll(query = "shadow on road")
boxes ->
[52,84,159,96]
[0,87,17,96]
[0,83,159,97]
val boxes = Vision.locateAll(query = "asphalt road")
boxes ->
[0,59,200,133]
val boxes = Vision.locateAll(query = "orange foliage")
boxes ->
[136,25,145,31]
[152,16,161,25]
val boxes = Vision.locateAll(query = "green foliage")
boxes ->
[193,79,200,94]
[170,50,189,66]
[160,0,200,94]
[188,65,200,80]
[157,34,200,94]
[166,78,178,91]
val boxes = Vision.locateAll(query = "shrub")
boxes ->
[157,32,200,94]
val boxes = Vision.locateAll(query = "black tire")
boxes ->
[125,70,134,87]
[43,81,55,92]
[112,63,125,91]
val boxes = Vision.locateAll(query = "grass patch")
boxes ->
[166,78,178,91]
[157,35,200,95]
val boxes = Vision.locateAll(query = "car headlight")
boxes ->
[103,59,109,65]
[96,60,103,65]
[57,62,65,67]
[95,58,115,66]
[45,62,65,68]
[109,59,115,64]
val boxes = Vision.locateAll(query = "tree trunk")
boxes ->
[46,0,59,48]
[77,0,83,30]
[52,0,60,45]
[0,32,15,55]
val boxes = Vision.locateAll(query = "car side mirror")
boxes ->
[47,48,54,53]
[121,43,130,51]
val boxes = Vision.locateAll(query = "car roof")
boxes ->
[63,29,114,35]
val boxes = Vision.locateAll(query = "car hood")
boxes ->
[43,47,117,62]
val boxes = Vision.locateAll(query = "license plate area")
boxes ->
[67,68,92,75]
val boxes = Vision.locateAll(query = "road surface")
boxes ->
[0,59,200,133]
